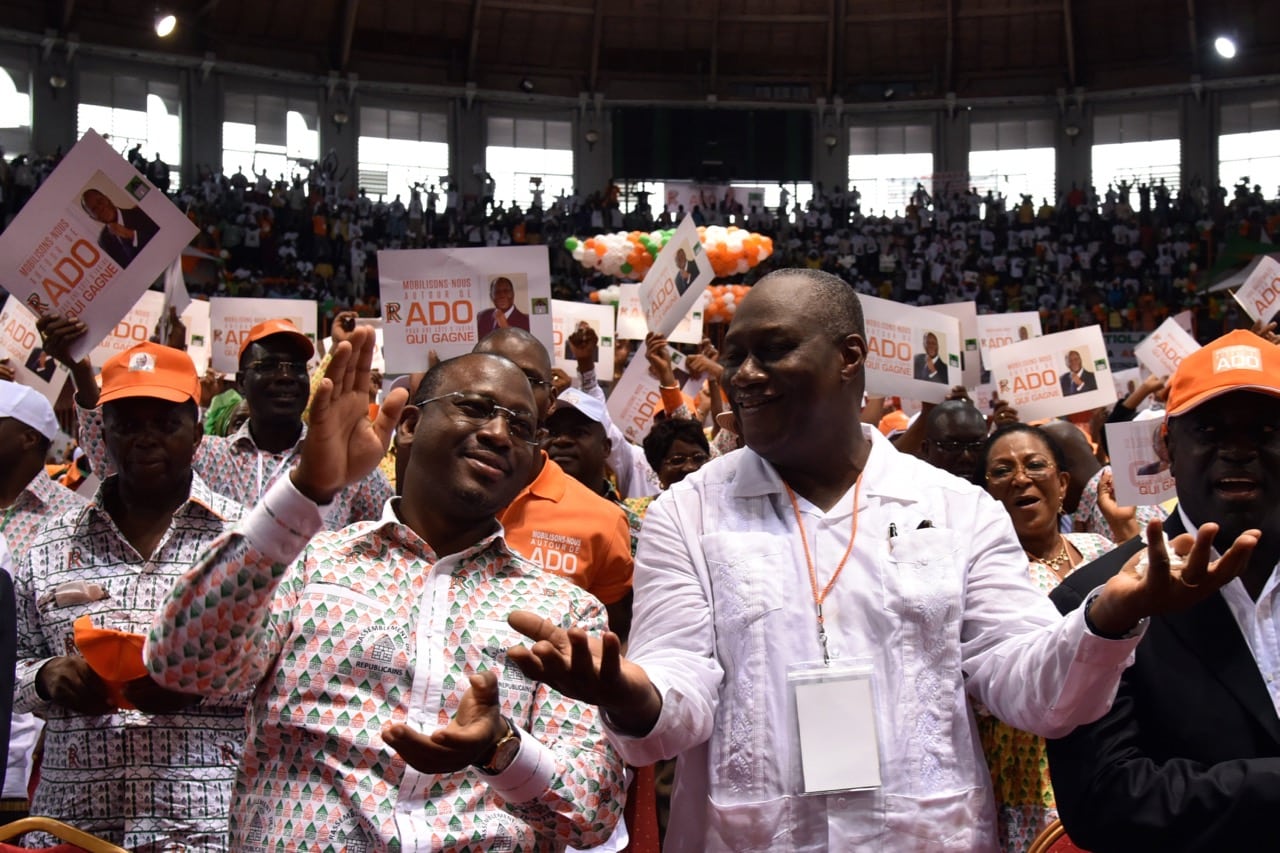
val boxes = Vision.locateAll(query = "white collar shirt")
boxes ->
[609,426,1143,852]
[1184,505,1280,715]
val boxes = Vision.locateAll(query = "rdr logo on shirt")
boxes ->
[528,530,582,577]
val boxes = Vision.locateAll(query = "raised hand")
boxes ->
[291,326,406,503]
[1088,518,1259,636]
[507,610,662,737]
[35,314,89,368]
[381,670,508,774]
[568,326,600,364]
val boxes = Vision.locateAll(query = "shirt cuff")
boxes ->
[1081,585,1149,641]
[14,657,60,715]
[482,726,555,803]
[239,473,327,566]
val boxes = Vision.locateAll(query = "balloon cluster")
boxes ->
[704,284,753,323]
[565,226,773,280]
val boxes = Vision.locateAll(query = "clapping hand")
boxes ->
[1088,519,1259,636]
[291,327,406,503]
[382,671,507,774]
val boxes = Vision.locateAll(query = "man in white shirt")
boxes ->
[508,269,1256,852]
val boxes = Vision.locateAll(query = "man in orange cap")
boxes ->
[11,341,246,851]
[1049,328,1280,850]
[39,313,391,526]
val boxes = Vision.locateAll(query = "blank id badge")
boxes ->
[787,659,883,795]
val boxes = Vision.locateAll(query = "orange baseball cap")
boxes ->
[238,318,315,360]
[98,342,200,406]
[73,615,148,709]
[1165,329,1280,417]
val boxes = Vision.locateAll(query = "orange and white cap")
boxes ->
[98,342,200,406]
[238,318,315,360]
[1165,329,1280,417]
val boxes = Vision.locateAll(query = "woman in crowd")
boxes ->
[973,423,1114,852]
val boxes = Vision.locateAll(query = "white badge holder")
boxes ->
[787,658,883,796]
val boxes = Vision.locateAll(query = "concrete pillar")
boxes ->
[183,69,222,186]
[575,109,611,196]
[812,112,848,192]
[319,89,359,197]
[1181,90,1219,189]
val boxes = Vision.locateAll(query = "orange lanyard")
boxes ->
[784,475,863,665]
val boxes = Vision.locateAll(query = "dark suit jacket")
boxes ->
[1047,512,1280,851]
[912,352,948,384]
[1059,369,1097,395]
[476,306,530,339]
[97,205,160,269]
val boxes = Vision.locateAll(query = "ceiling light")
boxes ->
[519,78,534,94]
[155,13,177,38]
[1214,36,1237,59]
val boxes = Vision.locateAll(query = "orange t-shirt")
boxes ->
[499,454,634,605]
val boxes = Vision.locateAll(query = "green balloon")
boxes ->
[620,262,633,274]
[565,237,579,250]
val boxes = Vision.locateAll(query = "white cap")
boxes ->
[0,380,59,440]
[552,387,607,424]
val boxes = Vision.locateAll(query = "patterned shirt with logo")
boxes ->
[146,476,626,852]
[12,474,246,851]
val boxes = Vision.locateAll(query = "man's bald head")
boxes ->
[474,327,554,419]
[1041,420,1101,514]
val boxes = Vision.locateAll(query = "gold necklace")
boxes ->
[1026,537,1072,571]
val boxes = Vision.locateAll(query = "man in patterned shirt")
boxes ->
[12,341,246,850]
[0,380,86,823]
[146,330,624,852]
[38,313,392,526]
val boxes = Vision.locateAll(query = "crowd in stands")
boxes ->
[1,141,1277,343]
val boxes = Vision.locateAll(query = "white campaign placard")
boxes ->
[378,246,553,373]
[976,311,1043,370]
[0,130,198,362]
[1106,419,1176,506]
[181,299,212,375]
[89,289,165,368]
[637,216,713,338]
[987,325,1117,421]
[614,284,705,343]
[1111,368,1147,408]
[667,292,709,345]
[1233,255,1280,323]
[1134,317,1200,378]
[860,294,962,404]
[1173,310,1194,334]
[209,297,319,373]
[605,356,667,444]
[551,300,615,374]
[616,285,647,340]
[0,297,70,406]
[931,301,980,387]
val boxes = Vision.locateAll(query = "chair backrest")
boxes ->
[0,564,15,797]
[1027,818,1089,853]
[0,817,130,853]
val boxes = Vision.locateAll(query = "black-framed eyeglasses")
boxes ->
[985,457,1057,486]
[417,391,545,445]
[931,439,986,454]
[244,359,309,377]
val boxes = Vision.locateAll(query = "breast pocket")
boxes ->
[882,527,969,796]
